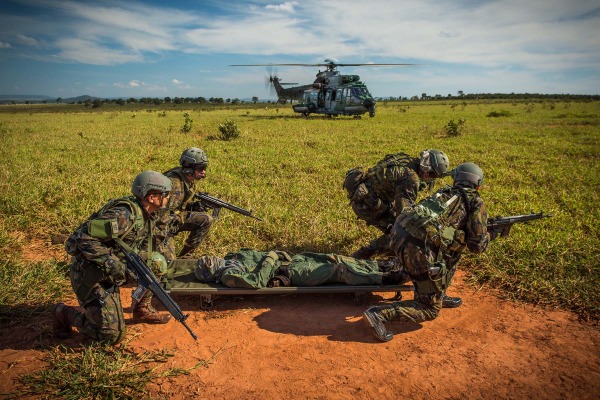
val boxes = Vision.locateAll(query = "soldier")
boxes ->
[54,171,173,344]
[362,163,492,342]
[157,147,214,261]
[190,248,409,288]
[343,149,450,260]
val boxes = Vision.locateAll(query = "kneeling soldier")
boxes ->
[363,163,491,342]
[54,171,172,344]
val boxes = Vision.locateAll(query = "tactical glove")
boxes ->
[105,257,126,284]
[168,214,183,235]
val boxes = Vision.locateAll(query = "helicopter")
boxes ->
[230,58,416,118]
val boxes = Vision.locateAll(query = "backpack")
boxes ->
[394,187,460,252]
[366,152,412,182]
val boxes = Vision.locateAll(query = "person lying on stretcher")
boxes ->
[191,248,409,289]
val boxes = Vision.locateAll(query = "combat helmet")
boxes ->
[419,149,450,178]
[451,162,484,187]
[343,167,366,195]
[180,147,208,174]
[131,171,172,199]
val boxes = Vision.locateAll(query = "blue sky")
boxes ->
[0,0,599,100]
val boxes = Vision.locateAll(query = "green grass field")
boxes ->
[1,99,599,324]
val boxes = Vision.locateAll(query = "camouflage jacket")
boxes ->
[364,155,423,214]
[164,167,196,212]
[65,196,154,273]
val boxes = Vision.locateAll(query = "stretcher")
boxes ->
[166,260,414,309]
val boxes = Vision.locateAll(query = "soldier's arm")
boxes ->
[465,197,490,253]
[392,168,419,214]
[166,176,186,212]
[75,205,137,266]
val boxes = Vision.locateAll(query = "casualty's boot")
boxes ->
[53,303,80,339]
[363,307,393,342]
[133,292,171,324]
[441,293,463,308]
[382,269,409,285]
[177,244,196,258]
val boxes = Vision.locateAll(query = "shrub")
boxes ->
[487,110,513,117]
[217,119,240,141]
[445,118,465,136]
[181,112,193,133]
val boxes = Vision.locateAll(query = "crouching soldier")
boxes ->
[157,147,214,261]
[54,171,173,344]
[362,163,491,342]
[344,149,450,260]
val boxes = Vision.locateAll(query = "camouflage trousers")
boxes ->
[157,211,213,261]
[376,291,443,324]
[70,262,127,344]
[350,197,396,233]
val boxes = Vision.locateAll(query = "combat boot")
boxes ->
[441,293,463,308]
[53,303,80,339]
[177,244,196,258]
[133,292,171,324]
[363,307,393,342]
[382,269,409,285]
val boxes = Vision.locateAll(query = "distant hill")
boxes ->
[0,94,105,104]
[58,95,103,103]
[0,94,54,102]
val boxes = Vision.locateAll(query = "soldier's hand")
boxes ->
[489,230,499,241]
[168,214,183,235]
[105,257,126,284]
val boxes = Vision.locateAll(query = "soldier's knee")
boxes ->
[98,326,127,345]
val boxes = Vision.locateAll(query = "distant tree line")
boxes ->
[1,92,598,106]
[384,91,600,101]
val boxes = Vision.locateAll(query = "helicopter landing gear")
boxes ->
[369,108,375,118]
[353,115,362,119]
[301,112,309,118]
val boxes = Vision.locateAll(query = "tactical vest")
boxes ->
[65,196,147,256]
[393,186,473,293]
[65,196,150,301]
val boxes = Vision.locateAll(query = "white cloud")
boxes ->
[16,34,39,47]
[55,38,142,65]
[113,80,166,92]
[172,79,183,85]
[265,2,299,13]
[0,41,11,48]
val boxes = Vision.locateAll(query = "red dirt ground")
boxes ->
[1,267,599,399]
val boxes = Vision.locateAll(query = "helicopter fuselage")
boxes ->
[291,70,376,118]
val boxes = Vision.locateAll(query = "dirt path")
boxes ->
[1,271,599,399]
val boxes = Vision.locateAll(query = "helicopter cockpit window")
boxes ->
[352,87,368,98]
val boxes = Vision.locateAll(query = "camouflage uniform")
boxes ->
[344,153,426,258]
[157,167,213,261]
[64,196,154,344]
[371,185,489,326]
[191,248,409,289]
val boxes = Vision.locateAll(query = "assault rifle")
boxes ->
[192,192,263,221]
[487,212,552,238]
[116,240,198,341]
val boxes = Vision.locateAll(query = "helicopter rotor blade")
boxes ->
[231,63,420,67]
